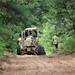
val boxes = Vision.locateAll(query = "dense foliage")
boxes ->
[0,0,75,55]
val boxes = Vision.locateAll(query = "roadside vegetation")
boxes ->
[0,0,75,55]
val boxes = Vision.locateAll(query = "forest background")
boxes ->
[0,0,75,55]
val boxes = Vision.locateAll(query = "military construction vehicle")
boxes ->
[17,28,46,55]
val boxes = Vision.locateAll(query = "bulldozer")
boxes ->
[17,28,46,55]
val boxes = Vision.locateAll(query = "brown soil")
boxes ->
[0,53,75,75]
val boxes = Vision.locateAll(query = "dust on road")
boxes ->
[0,53,75,75]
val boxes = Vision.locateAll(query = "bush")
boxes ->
[60,37,75,53]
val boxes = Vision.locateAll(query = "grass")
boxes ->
[59,37,75,54]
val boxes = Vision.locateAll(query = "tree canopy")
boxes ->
[0,0,75,55]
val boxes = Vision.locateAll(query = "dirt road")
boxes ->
[0,53,75,75]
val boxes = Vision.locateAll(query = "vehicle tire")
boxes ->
[37,45,41,55]
[17,45,21,55]
[41,47,46,55]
